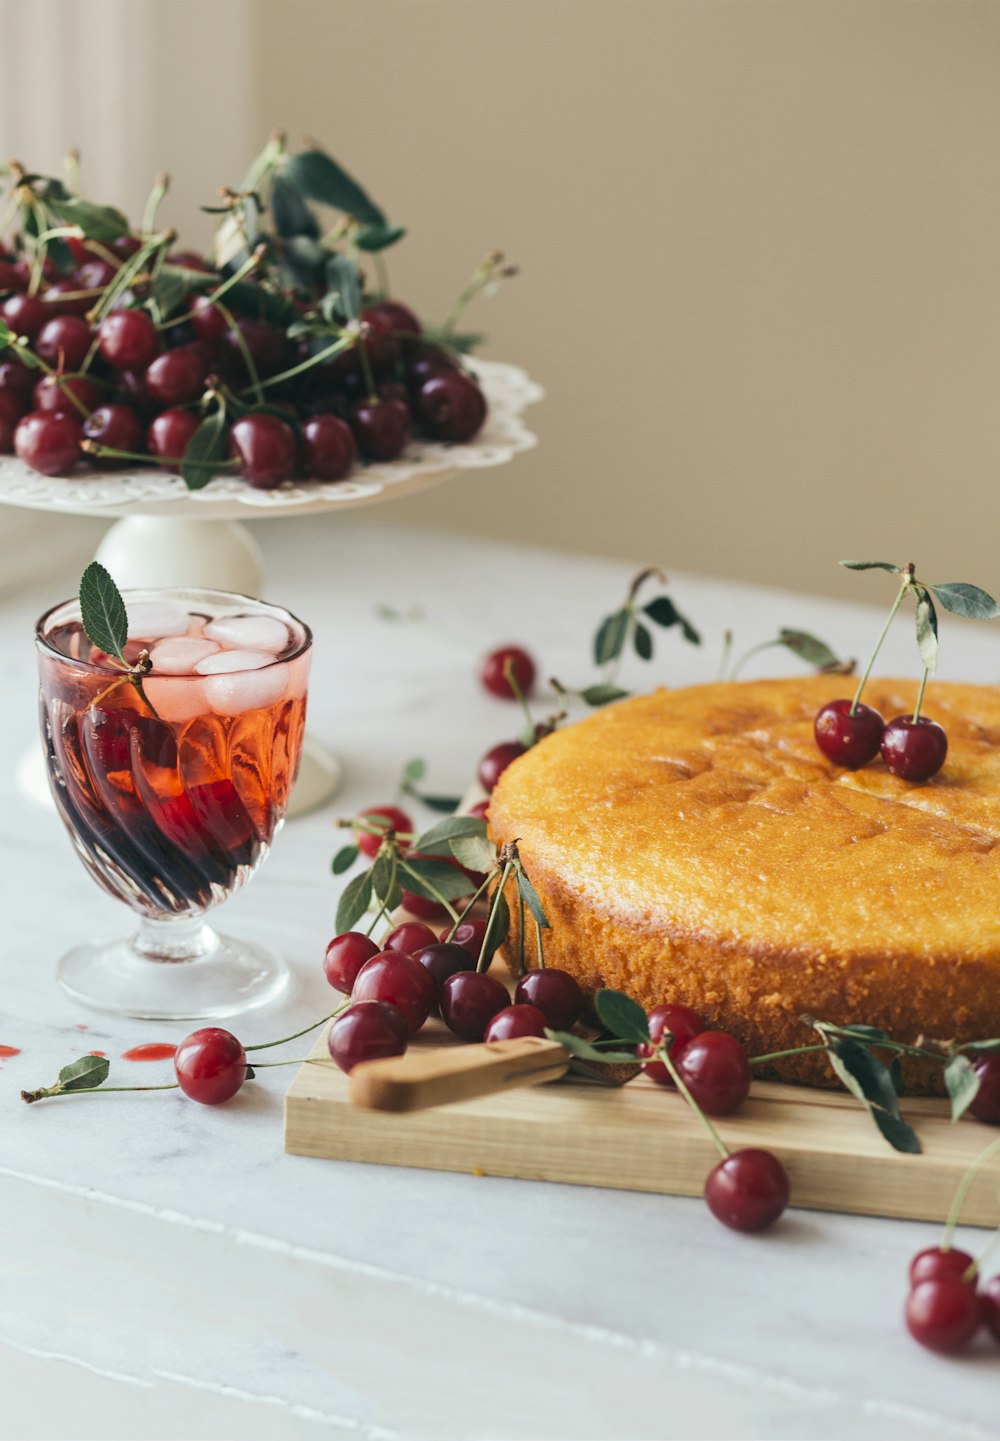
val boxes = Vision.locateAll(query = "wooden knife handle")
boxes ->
[349,1036,570,1113]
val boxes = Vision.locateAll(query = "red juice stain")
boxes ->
[88,1050,107,1058]
[75,1023,89,1031]
[121,1043,177,1062]
[0,1045,21,1058]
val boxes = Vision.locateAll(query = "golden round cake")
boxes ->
[489,676,1000,1090]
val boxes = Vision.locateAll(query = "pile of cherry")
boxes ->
[0,240,487,486]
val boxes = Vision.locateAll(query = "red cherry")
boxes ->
[112,235,143,261]
[75,258,117,291]
[144,346,207,408]
[173,1027,247,1105]
[467,800,490,822]
[480,645,537,700]
[638,1002,705,1085]
[0,359,38,404]
[905,1278,983,1354]
[514,969,584,1030]
[147,408,201,469]
[478,740,526,792]
[704,1149,790,1232]
[440,971,510,1041]
[673,1031,751,1115]
[15,410,82,475]
[324,931,380,993]
[82,404,144,464]
[980,1274,1000,1342]
[416,372,487,442]
[359,306,402,369]
[349,398,411,460]
[2,293,48,340]
[367,300,421,336]
[227,413,298,488]
[41,278,94,317]
[98,309,160,370]
[223,316,291,376]
[484,1004,548,1042]
[443,918,490,963]
[301,413,356,480]
[969,1054,1000,1125]
[355,804,413,859]
[406,344,460,395]
[0,259,21,291]
[34,314,93,371]
[383,921,440,956]
[880,716,948,782]
[0,409,16,453]
[189,296,229,344]
[352,952,435,1036]
[909,1247,976,1288]
[413,942,474,1012]
[327,1001,408,1073]
[0,388,26,428]
[814,699,884,769]
[34,373,104,415]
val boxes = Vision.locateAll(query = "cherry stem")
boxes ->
[477,862,514,972]
[215,300,264,403]
[443,868,498,941]
[252,334,352,392]
[143,173,170,238]
[729,638,781,681]
[533,910,545,969]
[657,1039,730,1162]
[244,1002,349,1052]
[717,630,733,681]
[942,1132,1000,1251]
[503,656,535,736]
[355,328,377,402]
[912,666,930,724]
[397,856,461,923]
[850,571,913,716]
[21,1081,178,1103]
[12,340,94,418]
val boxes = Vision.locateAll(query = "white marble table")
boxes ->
[3,517,999,1441]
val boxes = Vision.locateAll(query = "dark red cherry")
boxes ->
[478,740,526,791]
[227,413,297,488]
[223,316,291,375]
[443,918,491,964]
[480,645,537,700]
[416,372,487,442]
[383,920,439,956]
[440,970,510,1041]
[147,408,201,470]
[14,410,82,475]
[905,1278,983,1354]
[112,235,143,261]
[173,1027,247,1105]
[169,249,211,272]
[82,404,144,464]
[367,300,421,336]
[0,359,38,403]
[323,931,380,993]
[0,409,16,453]
[41,278,94,317]
[144,346,207,408]
[302,413,356,480]
[980,1273,1000,1342]
[2,292,47,340]
[75,258,117,291]
[34,373,104,415]
[355,804,413,859]
[413,942,475,1012]
[406,344,460,394]
[673,1031,751,1115]
[467,800,490,821]
[704,1149,790,1232]
[0,388,25,428]
[352,952,435,1036]
[359,306,401,369]
[880,715,948,782]
[814,699,885,769]
[98,309,160,370]
[327,1001,407,1073]
[484,1004,548,1042]
[638,1002,705,1085]
[34,314,93,371]
[189,296,229,344]
[969,1054,1000,1125]
[909,1247,976,1288]
[0,259,20,291]
[514,969,584,1030]
[349,398,411,461]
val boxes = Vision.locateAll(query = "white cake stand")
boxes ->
[3,358,542,815]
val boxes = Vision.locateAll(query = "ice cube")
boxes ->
[203,615,290,653]
[126,602,191,641]
[142,676,210,724]
[195,649,276,675]
[149,637,221,675]
[202,663,290,716]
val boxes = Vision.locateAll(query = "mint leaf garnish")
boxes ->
[79,561,128,664]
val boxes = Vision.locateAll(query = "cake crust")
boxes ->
[489,677,1000,1090]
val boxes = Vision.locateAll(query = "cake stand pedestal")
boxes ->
[1,359,542,817]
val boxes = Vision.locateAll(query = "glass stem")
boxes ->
[133,914,216,964]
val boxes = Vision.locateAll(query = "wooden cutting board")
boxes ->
[284,1016,999,1227]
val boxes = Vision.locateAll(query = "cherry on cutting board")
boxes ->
[327,1001,408,1074]
[324,931,380,993]
[351,952,434,1036]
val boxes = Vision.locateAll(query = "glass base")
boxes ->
[57,917,290,1021]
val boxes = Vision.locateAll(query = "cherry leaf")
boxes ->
[594,989,650,1044]
[545,1030,638,1065]
[915,591,939,674]
[777,629,840,670]
[633,620,653,661]
[413,816,488,854]
[283,149,385,226]
[57,1055,111,1092]
[79,561,128,665]
[181,409,228,493]
[335,869,373,934]
[930,583,1000,621]
[944,1054,980,1122]
[515,868,550,929]
[331,844,359,875]
[840,561,900,573]
[593,608,631,666]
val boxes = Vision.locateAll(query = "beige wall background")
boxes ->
[2,0,999,601]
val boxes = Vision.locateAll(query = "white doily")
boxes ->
[0,359,542,520]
